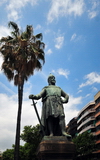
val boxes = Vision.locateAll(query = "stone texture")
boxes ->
[37,136,75,160]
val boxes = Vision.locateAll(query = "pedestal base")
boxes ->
[37,136,75,160]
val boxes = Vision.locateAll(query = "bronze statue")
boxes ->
[29,74,71,138]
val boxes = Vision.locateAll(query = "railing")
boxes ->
[77,109,95,123]
[95,130,100,135]
[95,121,100,127]
[78,124,95,134]
[95,102,100,109]
[77,116,95,130]
[95,112,100,118]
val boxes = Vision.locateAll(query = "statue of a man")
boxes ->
[29,74,71,137]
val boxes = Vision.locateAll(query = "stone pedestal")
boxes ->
[37,136,75,160]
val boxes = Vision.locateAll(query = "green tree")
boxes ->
[20,124,42,160]
[2,148,14,160]
[73,131,95,159]
[0,21,45,160]
[2,125,41,160]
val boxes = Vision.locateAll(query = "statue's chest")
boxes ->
[46,87,61,96]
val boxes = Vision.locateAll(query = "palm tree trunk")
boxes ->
[14,83,23,160]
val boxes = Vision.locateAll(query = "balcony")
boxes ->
[95,102,100,109]
[77,109,95,124]
[93,150,100,153]
[78,124,95,134]
[96,121,100,127]
[95,112,100,118]
[77,116,95,130]
[95,130,100,135]
[96,140,100,144]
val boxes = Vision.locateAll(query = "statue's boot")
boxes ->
[50,133,54,136]
[62,131,72,138]
[59,118,72,139]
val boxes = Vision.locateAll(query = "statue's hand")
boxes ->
[29,94,34,99]
[61,98,64,103]
[61,98,68,103]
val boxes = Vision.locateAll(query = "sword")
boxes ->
[31,99,45,136]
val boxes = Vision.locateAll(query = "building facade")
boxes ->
[94,91,100,156]
[77,101,96,135]
[67,91,100,158]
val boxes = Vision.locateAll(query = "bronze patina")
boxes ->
[29,74,71,138]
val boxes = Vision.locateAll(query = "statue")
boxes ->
[29,74,71,138]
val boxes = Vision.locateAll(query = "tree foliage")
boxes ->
[73,131,95,159]
[20,124,42,160]
[0,21,45,85]
[2,148,14,160]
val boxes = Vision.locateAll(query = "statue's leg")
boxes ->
[59,115,72,138]
[47,116,54,136]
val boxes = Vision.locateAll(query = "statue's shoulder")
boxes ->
[43,85,61,89]
[56,86,61,89]
[42,86,49,89]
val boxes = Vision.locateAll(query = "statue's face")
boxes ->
[49,76,56,85]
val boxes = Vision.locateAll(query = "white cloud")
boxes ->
[92,86,98,92]
[79,72,100,88]
[52,68,70,79]
[0,93,40,151]
[84,93,91,98]
[55,36,64,49]
[47,0,84,23]
[88,0,100,19]
[35,24,42,30]
[77,90,82,94]
[70,33,77,41]
[0,81,16,95]
[6,0,39,21]
[46,49,53,55]
[70,33,84,42]
[88,11,97,19]
[0,26,10,38]
[64,95,82,124]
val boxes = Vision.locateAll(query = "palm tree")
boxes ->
[0,21,45,160]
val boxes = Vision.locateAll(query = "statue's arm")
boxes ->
[61,90,69,103]
[29,88,45,100]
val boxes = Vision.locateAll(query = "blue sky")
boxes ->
[0,0,100,151]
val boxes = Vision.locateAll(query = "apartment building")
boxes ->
[67,91,100,158]
[94,91,100,156]
[77,101,96,135]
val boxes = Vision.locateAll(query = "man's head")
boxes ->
[48,74,56,85]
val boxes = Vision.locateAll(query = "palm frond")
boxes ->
[0,22,45,85]
[40,42,45,49]
[35,33,43,41]
[35,60,42,70]
[37,53,45,64]
[31,46,39,53]
[7,36,13,41]
[14,74,19,86]
[8,21,19,32]
[0,37,7,42]
[2,66,14,81]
